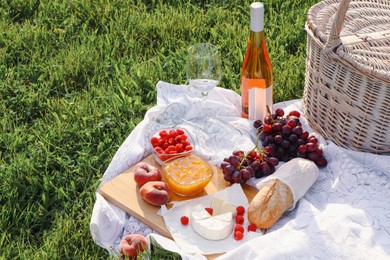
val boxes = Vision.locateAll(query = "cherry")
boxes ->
[180,216,189,225]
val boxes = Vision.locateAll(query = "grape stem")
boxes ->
[266,105,271,117]
[238,130,264,169]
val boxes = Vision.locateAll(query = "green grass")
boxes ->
[0,0,318,258]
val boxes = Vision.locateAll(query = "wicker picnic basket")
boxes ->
[303,0,390,154]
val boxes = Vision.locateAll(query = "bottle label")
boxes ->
[243,78,272,120]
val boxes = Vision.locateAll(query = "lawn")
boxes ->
[0,0,318,258]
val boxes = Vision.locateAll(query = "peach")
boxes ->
[119,234,148,259]
[133,162,162,187]
[140,181,170,206]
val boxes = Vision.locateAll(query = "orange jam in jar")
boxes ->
[162,155,213,196]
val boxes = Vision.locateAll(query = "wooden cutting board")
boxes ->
[99,154,259,257]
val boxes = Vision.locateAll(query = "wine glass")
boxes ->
[186,43,247,159]
[186,43,222,120]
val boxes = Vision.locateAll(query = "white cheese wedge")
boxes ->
[210,197,237,216]
[190,204,234,240]
[191,205,211,220]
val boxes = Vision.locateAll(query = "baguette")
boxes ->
[248,158,320,229]
[248,178,293,229]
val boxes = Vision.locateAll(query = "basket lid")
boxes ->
[306,0,390,83]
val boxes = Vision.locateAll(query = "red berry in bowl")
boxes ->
[150,128,195,164]
[159,130,168,137]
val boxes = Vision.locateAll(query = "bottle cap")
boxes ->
[250,2,264,32]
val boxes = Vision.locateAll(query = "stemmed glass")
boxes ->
[186,43,246,159]
[186,43,222,121]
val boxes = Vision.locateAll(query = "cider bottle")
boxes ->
[241,2,273,120]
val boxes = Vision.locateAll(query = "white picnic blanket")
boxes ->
[90,81,390,259]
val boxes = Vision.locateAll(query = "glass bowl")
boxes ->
[149,128,195,165]
[161,154,214,196]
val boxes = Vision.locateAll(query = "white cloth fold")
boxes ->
[147,233,207,260]
[90,81,390,259]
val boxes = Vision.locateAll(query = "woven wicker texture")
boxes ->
[304,0,390,154]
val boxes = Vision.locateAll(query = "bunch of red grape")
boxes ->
[221,108,327,184]
[254,108,327,167]
[221,149,279,184]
